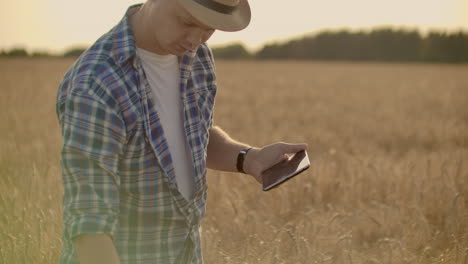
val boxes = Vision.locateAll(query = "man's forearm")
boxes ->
[75,234,119,264]
[206,126,308,182]
[206,126,253,173]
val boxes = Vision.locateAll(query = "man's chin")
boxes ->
[167,45,186,56]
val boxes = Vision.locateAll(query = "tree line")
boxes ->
[0,46,88,58]
[2,28,467,63]
[213,28,468,63]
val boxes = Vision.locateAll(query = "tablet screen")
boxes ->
[262,150,310,191]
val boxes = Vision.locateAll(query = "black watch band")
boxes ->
[236,147,252,174]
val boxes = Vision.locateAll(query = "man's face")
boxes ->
[150,0,215,55]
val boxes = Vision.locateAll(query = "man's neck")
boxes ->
[129,3,168,55]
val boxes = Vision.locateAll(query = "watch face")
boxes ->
[241,147,252,154]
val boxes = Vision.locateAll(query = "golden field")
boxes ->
[0,58,467,263]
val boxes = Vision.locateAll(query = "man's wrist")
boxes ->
[237,147,252,174]
[242,147,259,176]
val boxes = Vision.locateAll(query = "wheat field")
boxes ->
[0,58,467,263]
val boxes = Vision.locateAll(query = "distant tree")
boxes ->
[421,31,468,63]
[256,42,287,59]
[63,47,88,57]
[3,47,29,57]
[31,50,53,58]
[368,28,421,61]
[212,43,251,59]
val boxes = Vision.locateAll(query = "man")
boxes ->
[56,0,307,263]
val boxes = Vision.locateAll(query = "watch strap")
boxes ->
[236,147,252,174]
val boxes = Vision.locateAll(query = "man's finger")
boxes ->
[274,153,289,164]
[280,143,308,153]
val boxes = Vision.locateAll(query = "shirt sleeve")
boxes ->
[59,76,126,242]
[200,43,217,130]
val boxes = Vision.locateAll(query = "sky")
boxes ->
[1,0,467,53]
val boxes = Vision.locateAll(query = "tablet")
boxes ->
[262,150,310,191]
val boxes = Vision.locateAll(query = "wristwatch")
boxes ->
[237,147,252,174]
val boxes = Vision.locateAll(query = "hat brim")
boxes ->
[176,0,251,32]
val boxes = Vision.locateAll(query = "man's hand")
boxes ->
[243,142,308,183]
[206,127,308,182]
[75,234,120,264]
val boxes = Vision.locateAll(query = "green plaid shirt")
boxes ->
[56,5,216,263]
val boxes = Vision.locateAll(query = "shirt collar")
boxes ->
[111,4,141,66]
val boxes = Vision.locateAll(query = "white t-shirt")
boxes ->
[137,48,195,200]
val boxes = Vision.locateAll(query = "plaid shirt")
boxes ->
[56,5,216,264]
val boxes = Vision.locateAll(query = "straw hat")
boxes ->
[177,0,251,32]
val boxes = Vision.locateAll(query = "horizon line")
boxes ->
[2,25,468,55]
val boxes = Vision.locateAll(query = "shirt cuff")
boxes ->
[64,213,118,242]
